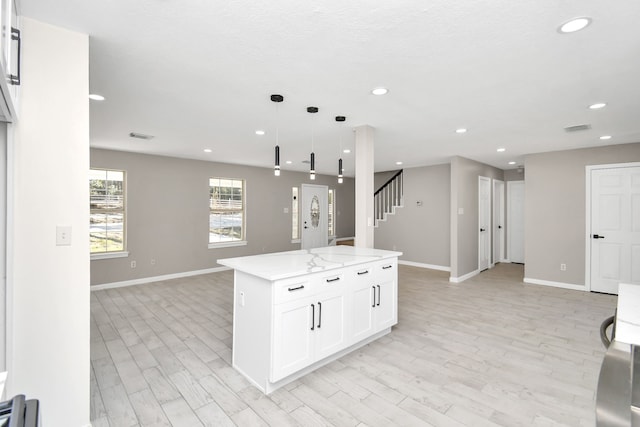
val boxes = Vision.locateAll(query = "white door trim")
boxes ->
[585,162,640,292]
[478,176,491,271]
[492,179,505,265]
[507,180,525,264]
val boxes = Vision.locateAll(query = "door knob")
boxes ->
[480,228,486,232]
[593,234,605,239]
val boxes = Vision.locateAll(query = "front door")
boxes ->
[590,166,640,294]
[478,176,491,271]
[301,184,328,250]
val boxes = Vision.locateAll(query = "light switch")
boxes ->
[56,226,72,246]
[458,208,464,215]
[283,207,289,214]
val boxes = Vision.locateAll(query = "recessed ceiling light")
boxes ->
[89,94,105,101]
[456,128,467,134]
[497,148,506,152]
[395,161,403,165]
[343,149,351,154]
[558,17,592,33]
[589,103,607,110]
[204,148,212,153]
[508,161,516,165]
[285,160,292,164]
[600,135,612,140]
[255,130,265,135]
[371,87,388,96]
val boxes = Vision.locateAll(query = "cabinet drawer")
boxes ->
[351,263,375,285]
[273,277,315,304]
[376,260,397,282]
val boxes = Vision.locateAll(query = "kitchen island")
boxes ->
[218,246,402,394]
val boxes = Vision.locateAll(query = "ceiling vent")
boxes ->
[129,132,154,140]
[564,124,591,133]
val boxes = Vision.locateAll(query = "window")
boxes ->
[291,186,336,240]
[209,178,245,245]
[292,187,299,240]
[328,189,336,237]
[90,169,126,254]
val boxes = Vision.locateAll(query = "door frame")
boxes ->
[492,179,505,265]
[478,176,491,271]
[301,183,329,250]
[585,162,640,292]
[507,180,525,263]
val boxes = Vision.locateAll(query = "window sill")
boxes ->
[91,251,129,261]
[208,241,247,249]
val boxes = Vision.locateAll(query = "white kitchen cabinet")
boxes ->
[271,283,346,382]
[219,246,401,394]
[352,261,398,340]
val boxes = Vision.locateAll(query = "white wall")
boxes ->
[7,18,90,427]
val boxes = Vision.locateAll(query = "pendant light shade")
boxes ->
[336,116,346,184]
[310,152,316,180]
[307,106,318,180]
[271,94,284,176]
[274,145,280,176]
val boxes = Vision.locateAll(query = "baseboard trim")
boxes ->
[523,277,586,292]
[449,269,480,283]
[91,267,231,291]
[398,260,450,272]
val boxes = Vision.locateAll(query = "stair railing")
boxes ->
[374,169,403,225]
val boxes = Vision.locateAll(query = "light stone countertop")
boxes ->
[616,283,640,346]
[217,246,402,281]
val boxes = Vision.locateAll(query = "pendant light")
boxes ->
[335,116,346,184]
[307,106,318,180]
[271,94,284,176]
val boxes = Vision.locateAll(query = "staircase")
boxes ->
[374,169,404,227]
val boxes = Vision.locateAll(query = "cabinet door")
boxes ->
[314,290,347,360]
[374,280,397,332]
[351,281,375,342]
[271,299,315,382]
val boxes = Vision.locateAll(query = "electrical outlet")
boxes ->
[131,260,137,268]
[560,263,566,271]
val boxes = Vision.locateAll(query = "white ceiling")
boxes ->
[20,0,640,176]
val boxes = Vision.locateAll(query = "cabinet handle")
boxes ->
[326,277,340,283]
[9,28,20,86]
[288,285,305,292]
[357,270,369,275]
[382,265,392,270]
[310,304,315,330]
[376,285,381,306]
[372,287,376,307]
[318,302,322,329]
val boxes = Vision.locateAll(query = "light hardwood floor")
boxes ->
[90,263,616,426]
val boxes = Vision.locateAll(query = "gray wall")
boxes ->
[0,122,5,372]
[374,169,401,193]
[375,164,450,267]
[450,156,504,279]
[524,142,640,286]
[504,168,525,181]
[91,149,355,285]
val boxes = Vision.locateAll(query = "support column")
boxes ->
[355,125,374,248]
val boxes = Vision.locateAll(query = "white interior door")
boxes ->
[301,184,328,250]
[493,179,505,265]
[478,176,491,271]
[507,181,525,264]
[590,166,640,294]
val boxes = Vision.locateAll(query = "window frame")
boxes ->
[208,177,247,248]
[90,168,128,259]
